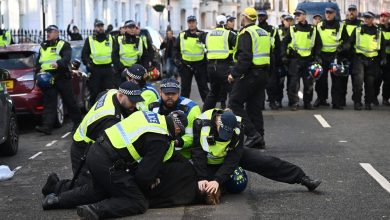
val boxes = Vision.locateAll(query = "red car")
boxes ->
[0,41,89,127]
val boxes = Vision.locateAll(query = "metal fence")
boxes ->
[9,29,93,44]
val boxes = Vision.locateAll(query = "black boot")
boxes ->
[332,104,343,110]
[354,102,362,111]
[269,101,279,110]
[313,99,321,107]
[244,132,265,149]
[42,193,60,210]
[365,103,372,110]
[373,97,379,106]
[383,99,390,106]
[290,103,299,111]
[77,204,100,220]
[304,103,314,110]
[42,173,60,196]
[35,125,52,135]
[277,101,283,108]
[300,176,321,191]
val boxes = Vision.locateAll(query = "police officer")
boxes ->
[149,78,201,159]
[377,12,390,106]
[228,7,269,149]
[225,15,237,33]
[203,15,237,111]
[342,4,362,107]
[42,110,188,219]
[191,109,322,196]
[315,7,349,109]
[348,12,386,110]
[173,15,210,102]
[312,14,323,26]
[112,20,151,86]
[281,9,322,111]
[0,28,13,46]
[35,25,82,135]
[257,10,281,110]
[82,20,115,106]
[121,64,160,110]
[41,81,143,196]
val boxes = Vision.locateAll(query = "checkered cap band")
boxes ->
[119,88,142,96]
[161,82,181,89]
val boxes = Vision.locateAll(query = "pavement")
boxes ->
[0,79,390,220]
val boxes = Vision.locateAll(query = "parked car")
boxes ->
[0,42,89,126]
[0,76,18,156]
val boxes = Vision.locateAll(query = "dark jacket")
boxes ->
[281,21,322,60]
[112,33,150,73]
[191,110,244,184]
[259,21,281,66]
[67,25,83,41]
[172,28,207,66]
[81,33,113,68]
[160,36,176,59]
[36,38,72,76]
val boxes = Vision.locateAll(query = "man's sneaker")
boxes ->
[269,101,279,110]
[290,103,299,111]
[42,193,60,210]
[354,103,362,111]
[42,173,59,196]
[304,103,314,110]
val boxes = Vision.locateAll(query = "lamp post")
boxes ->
[42,0,46,41]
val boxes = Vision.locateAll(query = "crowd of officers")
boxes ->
[20,3,389,219]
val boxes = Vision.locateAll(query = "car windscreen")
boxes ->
[0,51,36,69]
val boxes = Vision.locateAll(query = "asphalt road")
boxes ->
[0,79,390,220]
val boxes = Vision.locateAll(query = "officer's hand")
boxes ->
[51,62,59,69]
[150,178,161,190]
[198,180,208,192]
[227,74,235,84]
[381,59,387,66]
[282,57,289,65]
[205,180,219,194]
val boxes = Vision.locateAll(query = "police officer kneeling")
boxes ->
[42,110,188,219]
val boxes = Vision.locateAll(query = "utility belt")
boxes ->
[96,136,138,172]
[355,54,379,62]
[91,63,113,69]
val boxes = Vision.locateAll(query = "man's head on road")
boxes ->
[283,15,294,27]
[241,7,257,26]
[123,20,137,35]
[215,111,238,141]
[122,64,147,87]
[94,20,105,34]
[257,10,268,23]
[380,12,390,25]
[160,78,180,108]
[294,9,307,23]
[117,81,144,112]
[348,5,358,20]
[325,7,336,21]
[168,110,188,137]
[363,12,375,26]
[45,25,59,41]
[187,16,198,31]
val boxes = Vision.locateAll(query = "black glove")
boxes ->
[282,57,289,65]
[314,57,322,65]
[380,58,387,66]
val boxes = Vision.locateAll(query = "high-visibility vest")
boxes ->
[73,89,118,144]
[354,26,381,58]
[140,35,148,49]
[278,28,287,41]
[39,40,65,71]
[88,35,113,65]
[288,25,317,57]
[0,31,11,47]
[205,28,230,59]
[234,25,271,65]
[382,30,390,54]
[149,96,201,159]
[179,32,205,62]
[104,111,174,162]
[317,22,344,53]
[344,20,361,36]
[136,83,160,111]
[270,27,278,49]
[197,109,241,165]
[117,35,143,67]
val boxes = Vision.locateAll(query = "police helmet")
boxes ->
[36,72,55,89]
[226,167,248,194]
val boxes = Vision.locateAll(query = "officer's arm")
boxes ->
[138,90,159,111]
[190,119,209,180]
[67,24,72,36]
[111,38,124,73]
[57,42,72,70]
[281,28,292,58]
[36,52,42,73]
[86,116,121,141]
[213,130,244,184]
[81,38,91,66]
[199,31,207,44]
[313,28,322,59]
[273,30,282,65]
[232,31,253,78]
[228,31,237,51]
[181,105,201,149]
[172,33,182,66]
[135,134,170,189]
[380,32,386,61]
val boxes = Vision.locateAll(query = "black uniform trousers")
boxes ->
[42,75,82,128]
[382,59,390,100]
[180,61,209,102]
[202,60,232,111]
[316,54,334,102]
[229,68,268,137]
[88,65,115,106]
[351,55,380,105]
[287,58,314,105]
[267,66,286,104]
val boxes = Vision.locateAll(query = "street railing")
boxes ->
[9,29,93,44]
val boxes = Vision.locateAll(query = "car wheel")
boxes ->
[0,112,19,156]
[55,94,64,128]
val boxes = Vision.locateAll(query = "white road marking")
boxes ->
[298,91,303,99]
[29,152,42,160]
[360,163,390,194]
[61,132,71,139]
[339,140,348,143]
[45,140,58,147]
[314,114,331,128]
[13,166,22,173]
